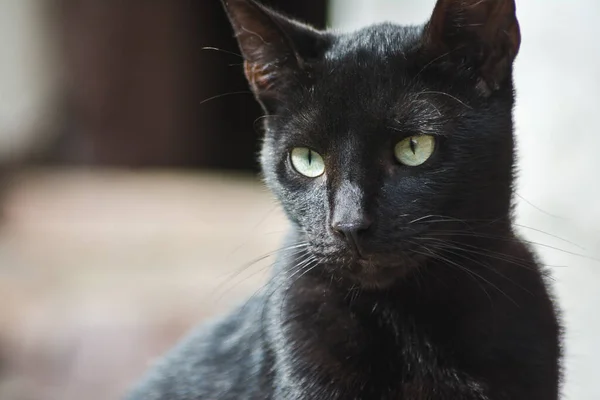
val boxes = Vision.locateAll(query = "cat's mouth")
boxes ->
[346,256,424,289]
[354,250,424,270]
[313,242,428,288]
[314,238,424,265]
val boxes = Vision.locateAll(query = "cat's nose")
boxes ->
[331,218,372,256]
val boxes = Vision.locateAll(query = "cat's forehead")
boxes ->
[282,86,445,149]
[325,23,422,62]
[277,24,461,144]
[312,23,426,112]
[291,28,438,134]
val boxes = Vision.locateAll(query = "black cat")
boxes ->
[126,0,561,398]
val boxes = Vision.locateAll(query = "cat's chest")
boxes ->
[275,335,479,400]
[275,286,473,399]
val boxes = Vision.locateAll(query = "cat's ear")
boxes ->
[423,0,521,94]
[222,0,327,109]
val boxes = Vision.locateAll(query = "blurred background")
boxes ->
[0,0,598,399]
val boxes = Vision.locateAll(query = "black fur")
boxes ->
[126,0,561,398]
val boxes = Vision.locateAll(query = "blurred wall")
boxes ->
[330,1,600,399]
[0,1,327,170]
[42,0,326,169]
[0,0,56,162]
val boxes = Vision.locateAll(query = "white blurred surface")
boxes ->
[330,1,600,398]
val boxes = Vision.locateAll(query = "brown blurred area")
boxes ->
[0,1,325,399]
[43,0,326,169]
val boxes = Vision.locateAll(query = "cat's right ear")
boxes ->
[422,0,521,95]
[221,0,327,110]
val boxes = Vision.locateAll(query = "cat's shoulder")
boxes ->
[125,297,268,400]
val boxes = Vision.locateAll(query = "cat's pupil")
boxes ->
[410,138,417,154]
[307,149,313,164]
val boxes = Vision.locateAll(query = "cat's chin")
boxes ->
[342,255,424,290]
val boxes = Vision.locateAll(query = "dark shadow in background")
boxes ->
[43,0,327,171]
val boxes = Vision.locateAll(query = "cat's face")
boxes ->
[223,0,521,288]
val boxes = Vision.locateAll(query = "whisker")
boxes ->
[285,255,319,283]
[429,231,599,262]
[412,247,493,303]
[228,205,283,255]
[411,49,456,81]
[516,193,566,220]
[513,223,586,251]
[408,214,438,225]
[408,213,586,251]
[209,243,310,301]
[415,236,565,270]
[201,46,243,58]
[408,215,506,228]
[415,91,472,110]
[200,91,252,106]
[426,242,532,296]
[420,246,519,307]
[278,257,320,318]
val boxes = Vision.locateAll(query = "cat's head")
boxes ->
[222,0,521,288]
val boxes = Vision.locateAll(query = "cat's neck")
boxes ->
[271,243,503,320]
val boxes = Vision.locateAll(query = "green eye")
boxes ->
[290,147,325,178]
[394,135,436,166]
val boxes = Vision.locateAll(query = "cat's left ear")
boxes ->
[423,0,521,95]
[221,0,328,110]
